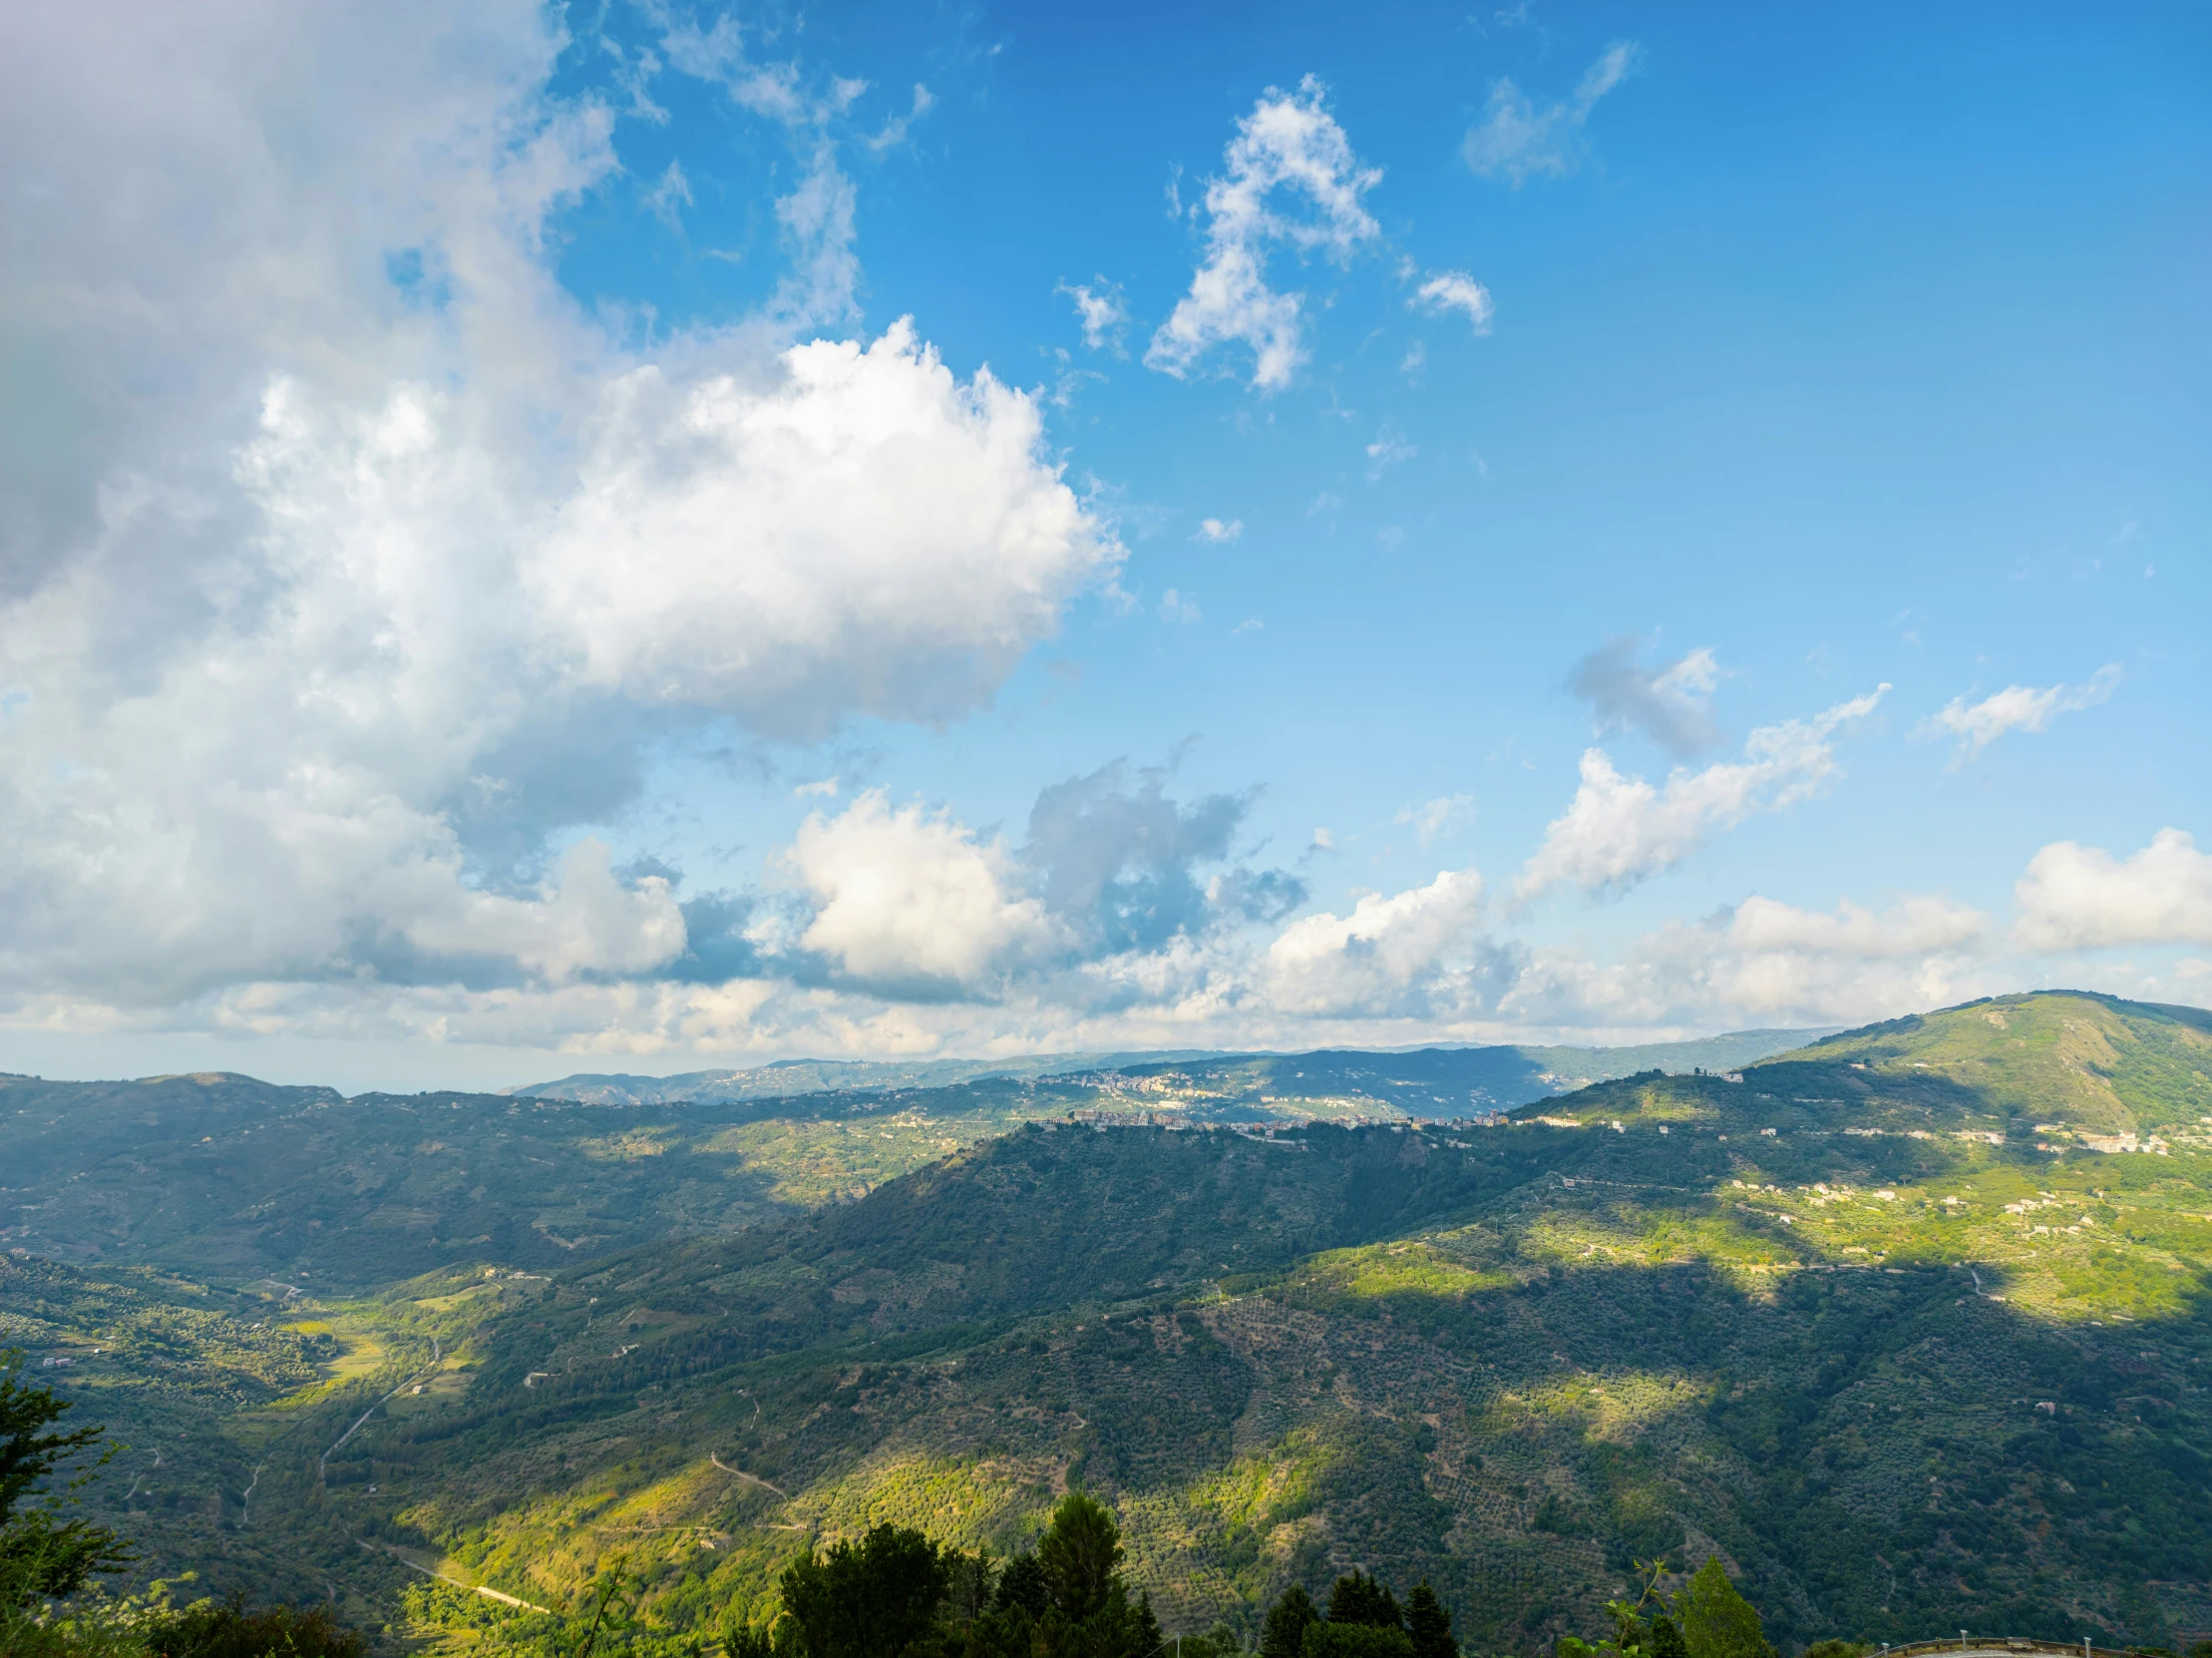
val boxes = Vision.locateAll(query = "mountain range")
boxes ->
[502,1030,1827,1111]
[2,993,2206,1653]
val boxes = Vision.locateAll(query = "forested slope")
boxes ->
[192,994,2209,1654]
[0,1032,1820,1291]
[8,994,2208,1653]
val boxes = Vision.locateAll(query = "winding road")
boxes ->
[321,1336,442,1477]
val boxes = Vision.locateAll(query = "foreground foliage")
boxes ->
[1,1348,131,1606]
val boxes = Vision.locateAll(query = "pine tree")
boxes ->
[1131,1589,1167,1657]
[778,1522,949,1658]
[1038,1491,1124,1621]
[1327,1569,1406,1629]
[0,1349,129,1606]
[1407,1582,1457,1658]
[996,1551,1050,1618]
[1262,1585,1320,1658]
[1671,1558,1775,1658]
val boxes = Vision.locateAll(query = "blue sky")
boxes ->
[0,0,2205,1090]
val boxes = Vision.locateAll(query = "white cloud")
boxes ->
[1267,869,1487,1016]
[1158,589,1203,625]
[1503,893,1996,1033]
[1147,76,1381,391]
[1196,517,1244,544]
[2014,829,2212,950]
[1365,426,1417,480]
[786,791,1062,990]
[0,2,1114,1021]
[1728,894,1990,959]
[1517,686,1889,897]
[1463,42,1640,186]
[1917,664,2120,766]
[1409,270,1495,334]
[1397,794,1475,847]
[1060,279,1127,353]
[529,320,1110,734]
[405,840,687,982]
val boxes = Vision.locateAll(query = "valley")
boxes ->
[3,993,2207,1654]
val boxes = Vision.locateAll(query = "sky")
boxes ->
[0,0,2206,1093]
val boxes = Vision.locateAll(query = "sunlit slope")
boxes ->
[1768,991,2212,1136]
[265,1103,2212,1655]
[0,1074,1081,1288]
[0,1251,341,1602]
[1514,992,2212,1147]
[0,1031,1827,1290]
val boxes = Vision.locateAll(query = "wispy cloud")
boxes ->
[1059,278,1128,353]
[1159,589,1203,624]
[1365,425,1416,480]
[1195,517,1244,543]
[1148,76,1381,391]
[643,159,693,230]
[1917,665,2120,766]
[1408,269,1495,333]
[1464,41,1640,186]
[1397,794,1476,847]
[865,82,934,152]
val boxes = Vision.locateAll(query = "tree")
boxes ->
[1037,1491,1123,1621]
[0,1350,129,1607]
[1306,1627,1417,1658]
[1131,1589,1166,1657]
[1262,1585,1320,1658]
[780,1522,950,1658]
[900,1496,1158,1658]
[723,1611,777,1658]
[995,1551,1049,1619]
[1327,1570,1405,1630]
[1671,1559,1774,1658]
[1407,1583,1457,1658]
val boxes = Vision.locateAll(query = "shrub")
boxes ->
[142,1595,368,1658]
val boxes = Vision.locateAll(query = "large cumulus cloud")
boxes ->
[0,0,1115,1017]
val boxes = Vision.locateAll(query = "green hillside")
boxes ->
[0,1032,1823,1292]
[8,993,2208,1654]
[1772,991,2212,1138]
